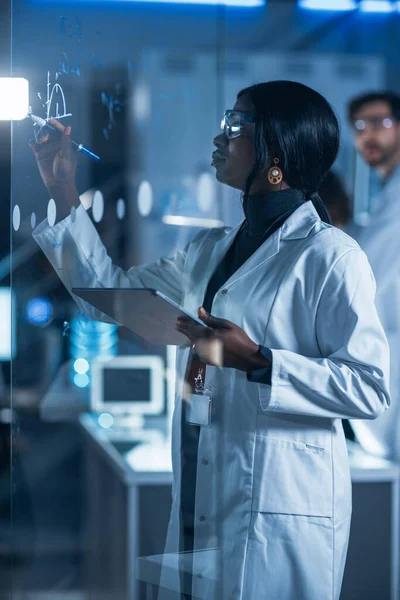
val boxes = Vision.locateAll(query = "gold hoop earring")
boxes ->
[267,158,283,185]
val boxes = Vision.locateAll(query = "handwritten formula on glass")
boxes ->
[37,71,72,121]
[101,90,122,140]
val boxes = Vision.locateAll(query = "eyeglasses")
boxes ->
[221,110,255,140]
[353,116,396,133]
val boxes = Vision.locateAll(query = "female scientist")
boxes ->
[31,80,390,600]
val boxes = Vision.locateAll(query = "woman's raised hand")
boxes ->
[29,121,77,189]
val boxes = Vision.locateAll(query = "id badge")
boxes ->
[185,391,212,427]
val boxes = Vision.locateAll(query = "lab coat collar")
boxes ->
[206,201,321,294]
[280,200,320,240]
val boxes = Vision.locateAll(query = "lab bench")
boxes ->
[79,414,400,600]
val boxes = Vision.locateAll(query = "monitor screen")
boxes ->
[103,368,151,403]
[90,355,165,416]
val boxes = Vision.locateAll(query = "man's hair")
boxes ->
[348,91,400,122]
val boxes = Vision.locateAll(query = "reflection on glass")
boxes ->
[116,197,126,220]
[47,198,56,226]
[98,412,114,428]
[0,289,13,359]
[196,172,216,213]
[133,82,151,121]
[26,297,53,326]
[137,180,153,217]
[92,190,104,223]
[69,317,118,387]
[12,204,20,231]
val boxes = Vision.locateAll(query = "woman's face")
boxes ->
[212,94,258,192]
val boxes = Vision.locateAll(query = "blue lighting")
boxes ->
[26,297,53,325]
[299,0,400,11]
[121,0,263,4]
[74,358,89,374]
[360,1,395,11]
[74,373,90,388]
[98,412,114,429]
[66,0,265,4]
[69,316,118,387]
[299,0,356,9]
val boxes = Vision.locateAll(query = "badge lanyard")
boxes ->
[182,209,297,427]
[184,348,212,427]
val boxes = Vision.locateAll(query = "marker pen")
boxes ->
[27,113,100,163]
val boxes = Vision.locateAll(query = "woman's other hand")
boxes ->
[176,307,271,371]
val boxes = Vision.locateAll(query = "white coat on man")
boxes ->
[349,166,400,460]
[33,199,390,600]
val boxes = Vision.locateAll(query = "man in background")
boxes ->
[348,91,400,460]
[319,170,351,230]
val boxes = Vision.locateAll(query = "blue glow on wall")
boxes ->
[67,0,264,5]
[299,0,356,10]
[299,0,400,11]
[360,1,396,11]
[26,297,53,326]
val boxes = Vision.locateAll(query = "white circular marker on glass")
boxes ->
[31,212,36,229]
[74,358,89,374]
[47,199,56,227]
[92,190,104,223]
[12,205,21,232]
[196,173,215,213]
[133,83,151,121]
[98,412,114,428]
[74,373,89,388]
[137,181,153,217]
[116,198,126,220]
[71,205,76,223]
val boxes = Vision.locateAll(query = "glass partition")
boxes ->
[9,1,227,597]
[8,2,392,599]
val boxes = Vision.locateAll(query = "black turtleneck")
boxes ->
[203,188,304,314]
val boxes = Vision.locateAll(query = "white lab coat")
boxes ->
[350,166,400,460]
[33,200,390,600]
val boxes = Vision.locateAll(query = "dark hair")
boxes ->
[237,80,339,224]
[318,170,351,226]
[348,91,400,122]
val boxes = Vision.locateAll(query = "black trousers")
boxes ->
[179,403,200,600]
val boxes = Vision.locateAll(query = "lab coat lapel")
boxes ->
[216,201,320,290]
[190,222,243,303]
[221,227,282,290]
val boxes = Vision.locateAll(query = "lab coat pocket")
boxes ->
[252,436,332,518]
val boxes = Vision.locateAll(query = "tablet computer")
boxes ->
[71,287,208,346]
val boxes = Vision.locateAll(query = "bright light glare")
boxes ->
[98,412,114,428]
[0,289,13,360]
[0,78,29,120]
[74,373,90,388]
[137,181,153,217]
[103,0,263,4]
[74,358,89,374]
[26,297,53,325]
[360,0,394,11]
[300,0,400,11]
[299,0,356,9]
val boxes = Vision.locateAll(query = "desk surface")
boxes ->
[79,413,400,485]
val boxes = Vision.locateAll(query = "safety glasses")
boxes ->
[221,110,255,140]
[353,116,396,134]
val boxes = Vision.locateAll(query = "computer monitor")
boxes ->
[90,355,165,417]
